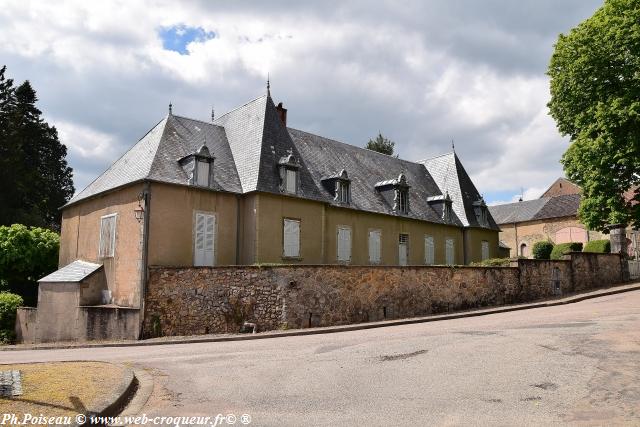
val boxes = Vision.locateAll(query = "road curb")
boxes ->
[5,282,640,352]
[107,368,154,426]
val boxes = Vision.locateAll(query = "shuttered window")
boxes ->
[481,240,490,261]
[445,238,455,265]
[424,235,434,265]
[194,212,215,266]
[99,214,117,258]
[337,226,352,262]
[283,219,300,257]
[286,169,297,194]
[399,234,409,266]
[196,160,210,187]
[368,229,381,264]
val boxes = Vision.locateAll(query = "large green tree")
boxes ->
[0,66,74,230]
[365,132,396,156]
[547,0,639,231]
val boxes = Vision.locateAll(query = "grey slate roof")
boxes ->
[67,92,496,229]
[39,260,102,283]
[419,152,500,230]
[489,194,581,224]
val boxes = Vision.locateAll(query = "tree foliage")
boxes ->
[0,66,74,231]
[0,224,59,306]
[547,0,640,231]
[0,292,23,343]
[365,132,396,156]
[532,241,554,260]
[583,239,611,253]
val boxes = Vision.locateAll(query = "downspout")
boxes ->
[514,222,518,257]
[138,181,151,339]
[235,194,241,265]
[462,227,469,265]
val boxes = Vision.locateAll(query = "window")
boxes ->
[445,238,455,265]
[286,169,297,194]
[396,189,409,214]
[336,180,350,204]
[194,212,215,266]
[196,160,210,187]
[283,219,300,258]
[481,240,489,261]
[399,233,409,266]
[337,226,352,262]
[520,242,529,258]
[368,229,381,264]
[99,214,117,258]
[424,235,434,265]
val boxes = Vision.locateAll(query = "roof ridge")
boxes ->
[288,127,420,168]
[214,94,267,123]
[172,114,224,128]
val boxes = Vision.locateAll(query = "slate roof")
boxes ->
[419,152,500,230]
[39,260,103,283]
[489,194,581,224]
[67,92,498,229]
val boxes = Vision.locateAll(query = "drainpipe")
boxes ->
[138,181,151,339]
[514,222,518,257]
[236,194,241,265]
[462,228,469,265]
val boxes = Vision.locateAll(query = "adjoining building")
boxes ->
[489,178,638,259]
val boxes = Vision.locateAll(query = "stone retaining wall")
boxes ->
[143,253,625,337]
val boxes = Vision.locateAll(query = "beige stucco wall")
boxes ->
[147,182,239,266]
[499,216,606,258]
[254,193,469,265]
[59,184,144,307]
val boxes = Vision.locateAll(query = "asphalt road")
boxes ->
[2,291,640,426]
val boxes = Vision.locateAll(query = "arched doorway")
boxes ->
[555,227,587,244]
[520,242,529,258]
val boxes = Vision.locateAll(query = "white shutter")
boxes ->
[196,161,210,187]
[337,227,352,262]
[481,240,489,261]
[445,238,455,265]
[424,235,434,265]
[398,234,408,266]
[283,219,300,257]
[286,169,297,194]
[99,214,117,258]
[194,212,215,266]
[369,230,381,264]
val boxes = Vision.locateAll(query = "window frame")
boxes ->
[424,234,435,265]
[368,229,382,264]
[445,237,455,265]
[481,240,490,261]
[193,210,217,267]
[282,217,301,259]
[98,213,118,259]
[399,233,409,266]
[285,168,297,194]
[336,225,352,263]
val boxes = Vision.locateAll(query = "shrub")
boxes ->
[532,241,554,259]
[0,224,59,306]
[550,242,583,260]
[470,258,511,267]
[583,239,611,253]
[0,292,23,343]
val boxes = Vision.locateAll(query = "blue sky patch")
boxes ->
[159,25,216,55]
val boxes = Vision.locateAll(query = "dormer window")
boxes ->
[443,192,453,223]
[321,169,351,204]
[278,154,300,195]
[178,143,215,188]
[473,198,488,226]
[375,173,410,215]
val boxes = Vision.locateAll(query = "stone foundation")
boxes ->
[144,253,625,337]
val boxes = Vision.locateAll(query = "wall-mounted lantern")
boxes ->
[134,194,145,222]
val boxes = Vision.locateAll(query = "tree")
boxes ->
[365,132,396,156]
[532,241,554,260]
[0,66,74,230]
[0,224,59,306]
[547,0,639,231]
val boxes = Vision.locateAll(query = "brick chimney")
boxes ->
[276,102,287,126]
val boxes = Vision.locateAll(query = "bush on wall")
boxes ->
[583,239,611,253]
[469,258,511,267]
[550,242,583,260]
[0,292,23,343]
[532,241,554,260]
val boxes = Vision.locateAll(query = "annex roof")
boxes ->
[488,194,581,224]
[38,260,103,283]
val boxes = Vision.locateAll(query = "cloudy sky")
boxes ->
[0,0,603,204]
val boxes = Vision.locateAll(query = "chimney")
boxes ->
[276,102,287,127]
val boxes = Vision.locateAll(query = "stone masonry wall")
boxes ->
[144,253,625,337]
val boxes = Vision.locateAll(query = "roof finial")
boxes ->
[169,101,173,115]
[451,139,455,152]
[267,73,271,97]
[211,106,215,122]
